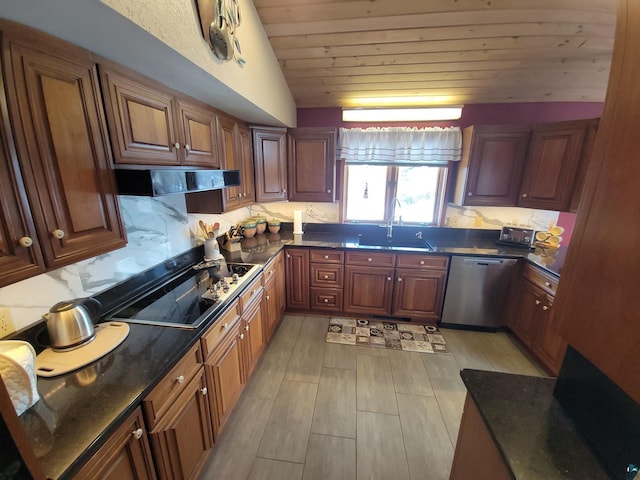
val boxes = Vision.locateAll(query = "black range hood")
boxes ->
[115,169,241,197]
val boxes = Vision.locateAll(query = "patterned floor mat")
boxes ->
[326,317,449,353]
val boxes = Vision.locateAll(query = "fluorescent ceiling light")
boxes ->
[342,107,463,122]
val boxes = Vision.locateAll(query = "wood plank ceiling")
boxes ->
[253,0,617,108]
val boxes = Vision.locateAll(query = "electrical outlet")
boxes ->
[0,308,16,336]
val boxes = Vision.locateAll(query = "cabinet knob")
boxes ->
[239,333,245,340]
[19,236,33,248]
[419,260,425,265]
[201,387,208,396]
[176,375,185,384]
[245,325,249,331]
[323,275,329,279]
[324,255,329,259]
[132,428,143,440]
[467,192,472,196]
[327,189,332,193]
[367,257,372,262]
[535,300,541,305]
[387,276,392,281]
[185,144,191,151]
[266,294,271,300]
[522,193,528,198]
[397,277,403,282]
[174,142,180,150]
[542,305,549,311]
[544,281,551,287]
[52,229,65,239]
[323,298,329,303]
[222,323,229,330]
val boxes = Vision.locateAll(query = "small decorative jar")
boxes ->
[254,216,267,234]
[267,219,281,234]
[241,221,257,238]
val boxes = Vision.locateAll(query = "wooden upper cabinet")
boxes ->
[252,127,287,202]
[2,24,126,270]
[238,124,255,203]
[288,128,337,202]
[0,69,45,287]
[453,125,530,206]
[569,119,599,213]
[519,119,591,211]
[178,101,219,168]
[99,63,219,168]
[216,115,253,210]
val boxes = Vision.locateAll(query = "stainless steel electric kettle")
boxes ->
[42,297,102,351]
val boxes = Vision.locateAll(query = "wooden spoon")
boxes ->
[199,220,209,237]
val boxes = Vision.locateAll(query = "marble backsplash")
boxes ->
[0,195,562,335]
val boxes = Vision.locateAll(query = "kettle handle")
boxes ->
[79,297,102,321]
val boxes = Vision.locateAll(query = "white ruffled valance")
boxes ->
[339,126,462,165]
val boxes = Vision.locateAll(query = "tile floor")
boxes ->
[198,314,545,480]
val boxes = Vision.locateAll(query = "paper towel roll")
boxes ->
[293,209,303,234]
[0,340,39,416]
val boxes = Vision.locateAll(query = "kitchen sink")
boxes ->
[357,235,434,251]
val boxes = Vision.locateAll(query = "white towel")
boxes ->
[0,340,39,416]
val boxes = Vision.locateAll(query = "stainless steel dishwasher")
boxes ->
[440,256,518,329]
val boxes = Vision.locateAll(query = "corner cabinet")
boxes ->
[253,127,287,202]
[99,63,219,168]
[1,22,126,277]
[519,119,593,211]
[453,125,530,206]
[287,128,337,202]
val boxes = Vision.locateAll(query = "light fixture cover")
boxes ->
[342,107,463,122]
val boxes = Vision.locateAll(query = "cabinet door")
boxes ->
[99,66,179,165]
[275,251,287,318]
[287,128,337,202]
[243,298,266,379]
[263,277,279,342]
[569,119,599,213]
[519,120,589,211]
[253,127,287,202]
[205,322,245,437]
[392,268,447,322]
[217,114,242,210]
[285,248,310,310]
[74,407,157,480]
[237,123,255,205]
[509,279,543,347]
[5,42,126,269]
[532,295,566,376]
[178,101,219,168]
[149,369,212,480]
[456,125,529,206]
[0,78,44,287]
[344,265,394,316]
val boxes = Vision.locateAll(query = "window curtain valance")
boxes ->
[339,126,462,165]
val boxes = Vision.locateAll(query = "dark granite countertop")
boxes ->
[15,226,566,478]
[460,369,610,479]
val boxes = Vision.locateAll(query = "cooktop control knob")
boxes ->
[232,273,239,284]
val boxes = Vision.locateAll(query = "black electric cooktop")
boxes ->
[107,261,257,329]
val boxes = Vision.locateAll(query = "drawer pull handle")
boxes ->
[535,300,541,305]
[185,144,191,151]
[201,387,208,396]
[176,375,185,384]
[174,142,180,150]
[542,305,549,311]
[19,236,33,248]
[132,428,143,440]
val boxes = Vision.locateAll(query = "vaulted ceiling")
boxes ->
[253,0,616,108]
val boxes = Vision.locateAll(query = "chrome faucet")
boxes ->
[381,198,402,238]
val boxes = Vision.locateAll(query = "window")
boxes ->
[343,163,448,225]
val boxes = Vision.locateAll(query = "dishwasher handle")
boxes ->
[461,258,518,267]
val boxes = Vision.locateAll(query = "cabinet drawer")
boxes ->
[310,288,343,311]
[523,264,558,295]
[262,259,278,284]
[310,264,343,287]
[201,300,241,359]
[345,251,396,267]
[396,254,449,270]
[309,249,344,264]
[143,341,203,428]
[239,274,263,311]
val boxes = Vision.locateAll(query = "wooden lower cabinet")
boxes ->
[285,248,310,310]
[148,369,213,480]
[74,407,156,480]
[392,268,448,322]
[263,251,286,341]
[509,264,565,375]
[242,295,266,379]
[449,394,511,480]
[344,265,395,316]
